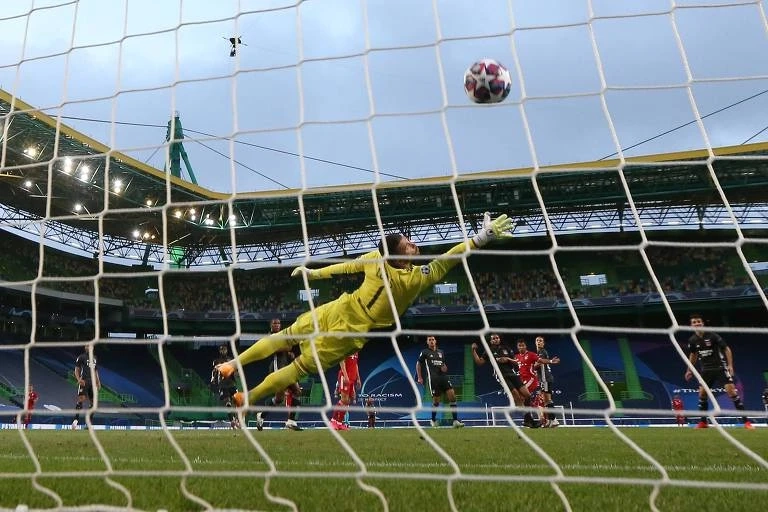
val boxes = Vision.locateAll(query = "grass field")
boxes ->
[0,427,766,511]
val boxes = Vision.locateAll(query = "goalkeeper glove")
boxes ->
[472,212,513,248]
[290,266,320,279]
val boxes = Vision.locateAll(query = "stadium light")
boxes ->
[204,217,214,225]
[23,146,38,159]
[132,229,140,238]
[74,203,83,212]
[112,179,123,193]
[79,165,90,181]
[23,180,32,189]
[63,157,73,174]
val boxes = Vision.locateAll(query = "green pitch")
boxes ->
[0,427,765,511]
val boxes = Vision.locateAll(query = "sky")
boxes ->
[0,0,767,194]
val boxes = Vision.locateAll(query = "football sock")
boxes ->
[730,394,749,423]
[698,398,708,424]
[449,402,458,420]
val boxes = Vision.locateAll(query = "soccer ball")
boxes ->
[463,58,512,104]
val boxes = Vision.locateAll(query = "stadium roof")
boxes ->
[1,88,767,266]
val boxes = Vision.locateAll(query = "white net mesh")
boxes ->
[0,0,768,510]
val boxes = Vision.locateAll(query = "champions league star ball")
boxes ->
[463,58,512,104]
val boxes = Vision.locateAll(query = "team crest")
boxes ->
[421,266,431,275]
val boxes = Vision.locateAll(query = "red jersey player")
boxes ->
[671,394,685,427]
[24,385,38,429]
[515,339,559,426]
[331,352,360,430]
[514,340,542,395]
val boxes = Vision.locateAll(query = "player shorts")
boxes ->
[500,373,524,391]
[337,373,357,397]
[428,375,453,396]
[523,376,540,395]
[283,294,368,376]
[701,368,734,388]
[540,378,554,393]
[77,382,95,401]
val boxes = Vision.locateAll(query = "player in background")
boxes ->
[472,333,537,428]
[214,213,513,413]
[330,352,361,430]
[416,336,464,428]
[257,318,303,431]
[671,394,685,427]
[24,384,38,429]
[685,314,753,429]
[365,397,376,428]
[72,345,101,430]
[211,344,240,429]
[535,336,560,427]
[515,339,559,428]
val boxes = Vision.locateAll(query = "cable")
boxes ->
[741,124,768,146]
[189,138,289,189]
[182,126,408,180]
[597,88,768,161]
[143,141,164,164]
[58,115,407,180]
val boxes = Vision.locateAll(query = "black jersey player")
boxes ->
[257,318,303,431]
[72,345,101,429]
[472,333,539,428]
[416,336,463,428]
[685,314,753,429]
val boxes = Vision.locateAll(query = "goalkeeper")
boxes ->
[216,213,513,408]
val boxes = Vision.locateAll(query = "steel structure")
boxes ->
[1,89,768,267]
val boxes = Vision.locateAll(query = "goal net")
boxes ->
[0,0,767,510]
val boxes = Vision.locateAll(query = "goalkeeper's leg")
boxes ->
[243,362,306,406]
[216,309,319,379]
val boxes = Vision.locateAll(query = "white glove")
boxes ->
[290,266,320,279]
[472,212,513,247]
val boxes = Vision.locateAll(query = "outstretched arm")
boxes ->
[418,213,514,287]
[291,251,377,280]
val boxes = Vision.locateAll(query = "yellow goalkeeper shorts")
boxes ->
[285,293,368,375]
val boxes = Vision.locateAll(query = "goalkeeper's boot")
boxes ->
[231,391,245,408]
[285,419,303,431]
[452,419,465,428]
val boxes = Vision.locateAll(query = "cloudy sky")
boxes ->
[1,0,767,194]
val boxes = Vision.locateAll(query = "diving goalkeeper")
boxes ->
[215,213,512,408]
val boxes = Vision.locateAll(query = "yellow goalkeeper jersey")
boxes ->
[313,240,474,329]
